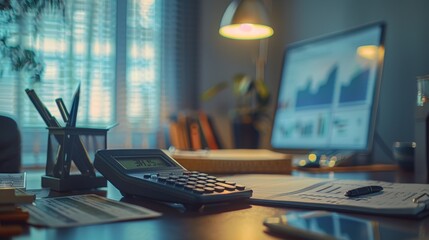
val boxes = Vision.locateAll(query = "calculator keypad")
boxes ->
[145,171,246,195]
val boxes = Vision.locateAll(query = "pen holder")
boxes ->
[42,127,109,191]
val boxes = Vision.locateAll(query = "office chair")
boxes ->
[0,115,21,173]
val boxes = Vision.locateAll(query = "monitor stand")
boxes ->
[293,150,372,168]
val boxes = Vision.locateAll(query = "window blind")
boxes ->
[0,1,116,128]
[0,0,199,166]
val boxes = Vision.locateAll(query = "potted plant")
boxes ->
[201,73,270,148]
[0,0,65,82]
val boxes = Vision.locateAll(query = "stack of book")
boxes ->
[0,188,35,237]
[169,111,222,150]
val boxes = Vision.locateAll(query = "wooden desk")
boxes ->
[13,169,429,240]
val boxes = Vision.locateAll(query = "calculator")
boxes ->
[94,149,252,207]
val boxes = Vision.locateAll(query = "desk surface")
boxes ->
[13,169,428,240]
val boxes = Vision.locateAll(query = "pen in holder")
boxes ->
[42,126,110,191]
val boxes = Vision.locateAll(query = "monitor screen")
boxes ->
[270,23,385,152]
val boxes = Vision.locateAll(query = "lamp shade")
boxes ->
[219,0,274,40]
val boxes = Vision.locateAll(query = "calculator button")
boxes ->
[214,186,225,192]
[204,187,214,193]
[216,178,226,183]
[169,175,179,180]
[225,181,236,186]
[191,171,199,174]
[207,176,217,180]
[187,181,196,185]
[182,171,192,175]
[193,188,205,194]
[166,179,175,185]
[215,182,236,191]
[177,178,187,183]
[188,177,198,182]
[198,173,208,177]
[175,182,186,188]
[197,176,208,181]
[236,184,245,190]
[184,185,195,190]
[196,180,206,185]
[157,177,168,182]
[195,184,205,189]
[205,183,215,188]
[207,179,216,184]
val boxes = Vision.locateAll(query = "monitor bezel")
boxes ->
[270,22,386,154]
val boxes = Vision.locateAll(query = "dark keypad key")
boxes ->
[157,176,168,182]
[166,179,175,185]
[184,185,195,190]
[193,188,205,194]
[187,181,197,185]
[225,181,236,186]
[215,182,236,191]
[204,187,214,193]
[216,178,226,183]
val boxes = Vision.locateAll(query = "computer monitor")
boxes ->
[270,23,385,161]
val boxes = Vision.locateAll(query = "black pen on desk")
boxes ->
[345,185,383,197]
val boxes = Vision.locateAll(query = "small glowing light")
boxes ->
[219,24,273,40]
[357,45,384,60]
[328,160,336,168]
[308,153,317,162]
[299,160,307,166]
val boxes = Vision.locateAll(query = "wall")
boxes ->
[198,0,429,163]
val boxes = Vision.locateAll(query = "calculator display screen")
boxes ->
[116,157,169,170]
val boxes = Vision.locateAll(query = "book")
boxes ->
[0,208,29,222]
[189,121,202,150]
[0,188,35,205]
[198,111,219,150]
[170,149,292,174]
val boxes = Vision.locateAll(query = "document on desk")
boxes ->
[223,174,429,218]
[21,194,161,228]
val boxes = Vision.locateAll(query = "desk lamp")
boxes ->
[219,0,274,148]
[219,0,273,40]
[219,0,274,82]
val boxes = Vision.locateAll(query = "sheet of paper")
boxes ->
[21,194,161,228]
[223,174,429,216]
[0,172,26,189]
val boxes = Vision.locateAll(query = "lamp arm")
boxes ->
[256,38,269,82]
